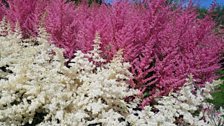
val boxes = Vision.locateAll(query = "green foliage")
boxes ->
[208,84,224,109]
[68,0,102,5]
[207,70,224,110]
[218,70,224,80]
[196,5,224,27]
[196,7,208,19]
[211,5,224,26]
[166,0,180,5]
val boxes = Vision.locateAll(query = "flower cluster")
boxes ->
[150,76,223,126]
[0,24,139,125]
[0,21,223,125]
[1,0,223,105]
[124,76,224,126]
[0,0,48,38]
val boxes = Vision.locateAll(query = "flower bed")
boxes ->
[0,23,223,125]
[0,0,224,125]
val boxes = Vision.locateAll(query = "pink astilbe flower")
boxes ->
[45,0,79,58]
[140,7,224,107]
[2,0,48,38]
[2,0,219,107]
[44,0,224,107]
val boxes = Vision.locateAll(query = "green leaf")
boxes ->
[217,70,224,75]
[143,92,150,98]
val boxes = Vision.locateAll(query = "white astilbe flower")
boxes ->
[0,25,139,126]
[129,75,223,126]
[120,75,224,126]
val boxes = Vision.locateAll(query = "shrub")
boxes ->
[0,20,223,125]
[1,0,224,106]
[46,0,224,106]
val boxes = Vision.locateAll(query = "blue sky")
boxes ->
[105,0,224,8]
[195,0,224,8]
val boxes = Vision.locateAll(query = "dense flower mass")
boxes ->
[0,24,137,125]
[0,0,48,38]
[0,0,223,106]
[0,22,223,125]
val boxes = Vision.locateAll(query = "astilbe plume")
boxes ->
[45,0,80,58]
[64,1,172,92]
[2,0,224,106]
[99,1,220,106]
[45,0,224,106]
[1,0,48,38]
[140,7,224,106]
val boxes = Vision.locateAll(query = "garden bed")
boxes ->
[0,0,224,125]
